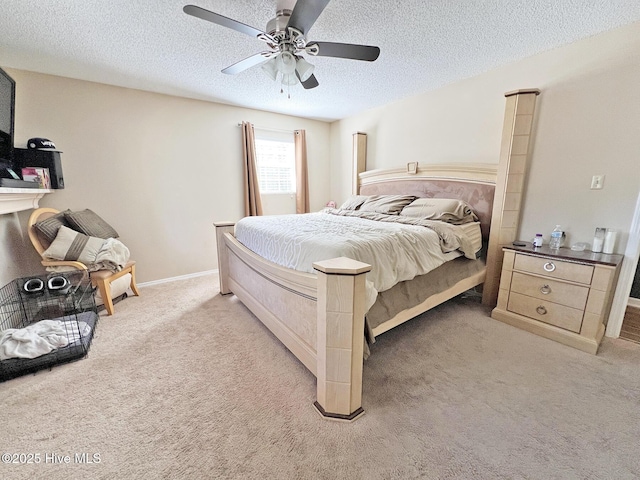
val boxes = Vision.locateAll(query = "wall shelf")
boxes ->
[0,187,51,215]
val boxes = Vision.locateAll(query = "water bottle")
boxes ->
[549,225,563,249]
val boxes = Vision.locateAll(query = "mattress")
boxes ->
[235,210,482,312]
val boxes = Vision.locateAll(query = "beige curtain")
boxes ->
[294,129,310,214]
[241,121,263,216]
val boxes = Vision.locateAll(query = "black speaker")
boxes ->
[13,148,65,189]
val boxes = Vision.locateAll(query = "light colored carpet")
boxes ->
[2,274,640,479]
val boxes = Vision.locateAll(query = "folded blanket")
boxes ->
[0,320,90,360]
[94,237,130,272]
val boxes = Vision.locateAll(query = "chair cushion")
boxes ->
[64,209,119,239]
[33,209,72,244]
[90,261,135,280]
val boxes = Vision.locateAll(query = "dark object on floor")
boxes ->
[0,271,99,382]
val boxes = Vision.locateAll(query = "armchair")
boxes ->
[27,207,140,315]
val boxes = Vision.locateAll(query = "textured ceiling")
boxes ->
[1,0,639,121]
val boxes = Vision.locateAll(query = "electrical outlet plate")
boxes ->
[591,175,605,190]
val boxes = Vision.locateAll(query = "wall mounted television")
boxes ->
[0,68,16,168]
[0,66,15,168]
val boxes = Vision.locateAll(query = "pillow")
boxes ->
[359,195,416,215]
[64,209,119,239]
[339,195,369,210]
[33,209,72,243]
[400,198,479,224]
[42,226,106,265]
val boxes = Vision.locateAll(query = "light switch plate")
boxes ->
[591,175,605,190]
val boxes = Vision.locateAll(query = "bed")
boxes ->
[214,163,497,421]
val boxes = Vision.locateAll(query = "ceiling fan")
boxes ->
[183,0,380,91]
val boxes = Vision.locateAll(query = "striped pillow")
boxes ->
[33,209,72,243]
[42,226,105,265]
[359,195,416,215]
[339,195,369,210]
[64,209,119,239]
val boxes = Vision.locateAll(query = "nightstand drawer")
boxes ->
[514,254,594,285]
[510,272,589,310]
[507,292,584,333]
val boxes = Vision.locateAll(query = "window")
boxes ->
[255,131,295,194]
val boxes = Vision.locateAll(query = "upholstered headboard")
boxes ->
[358,164,497,240]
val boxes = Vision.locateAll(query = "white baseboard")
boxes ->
[138,269,218,288]
[628,297,640,309]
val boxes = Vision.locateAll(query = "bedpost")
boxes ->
[312,257,371,422]
[352,132,367,194]
[483,88,540,307]
[214,222,235,295]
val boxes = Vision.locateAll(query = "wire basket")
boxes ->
[0,271,99,382]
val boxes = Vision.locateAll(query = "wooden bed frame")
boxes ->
[215,163,498,421]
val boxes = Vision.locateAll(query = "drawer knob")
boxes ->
[536,305,548,315]
[543,262,556,272]
[540,284,551,295]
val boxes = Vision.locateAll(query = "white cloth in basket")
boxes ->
[0,319,90,360]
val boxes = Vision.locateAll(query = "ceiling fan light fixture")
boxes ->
[281,73,298,86]
[277,51,297,75]
[295,56,314,82]
[261,56,279,81]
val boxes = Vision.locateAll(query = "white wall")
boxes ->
[261,193,296,215]
[331,21,640,253]
[0,70,331,286]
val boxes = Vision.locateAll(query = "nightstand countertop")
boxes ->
[506,242,623,267]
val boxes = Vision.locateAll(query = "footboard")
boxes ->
[215,222,371,421]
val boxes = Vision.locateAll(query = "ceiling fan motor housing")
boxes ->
[266,9,292,38]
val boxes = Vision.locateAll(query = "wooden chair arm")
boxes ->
[41,260,89,271]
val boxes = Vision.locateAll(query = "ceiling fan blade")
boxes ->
[184,4,265,38]
[222,52,274,75]
[287,0,330,35]
[306,42,380,61]
[296,72,319,89]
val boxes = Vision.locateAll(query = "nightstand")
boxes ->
[491,243,623,354]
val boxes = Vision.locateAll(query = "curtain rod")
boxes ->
[237,123,296,134]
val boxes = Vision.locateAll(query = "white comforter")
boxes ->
[234,209,480,311]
